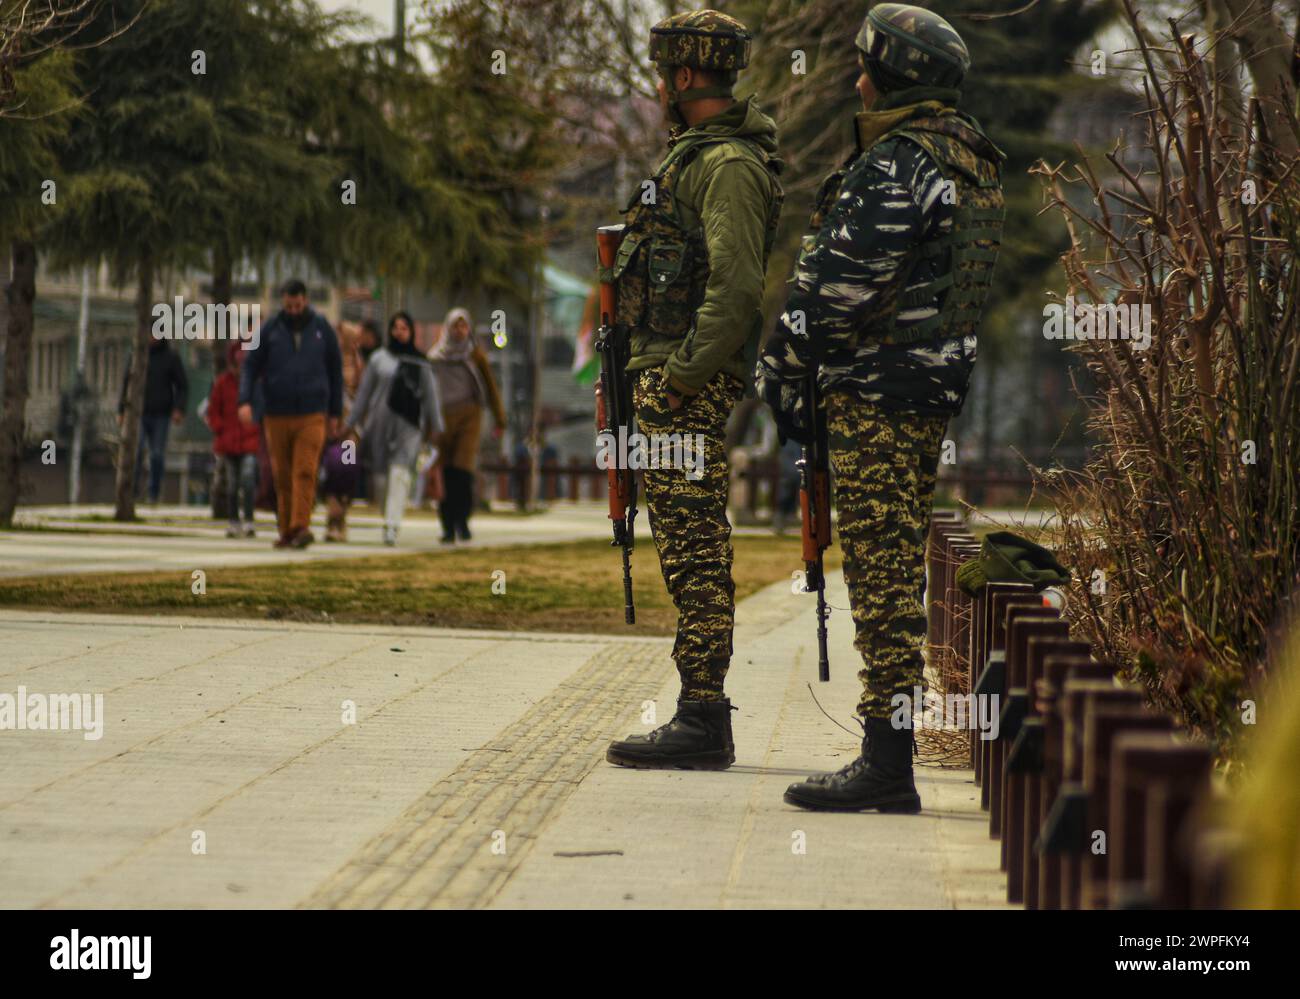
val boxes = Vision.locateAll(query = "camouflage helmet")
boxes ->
[855,3,970,91]
[649,9,751,72]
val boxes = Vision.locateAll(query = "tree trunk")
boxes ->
[210,246,233,519]
[0,240,36,527]
[114,258,154,521]
[211,244,232,372]
[1214,0,1300,167]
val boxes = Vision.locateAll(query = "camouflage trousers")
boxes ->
[825,389,947,721]
[633,366,743,701]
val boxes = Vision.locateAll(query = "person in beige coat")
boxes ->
[427,307,505,542]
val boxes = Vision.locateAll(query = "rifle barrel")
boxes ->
[816,585,829,682]
[622,546,635,624]
[799,371,831,682]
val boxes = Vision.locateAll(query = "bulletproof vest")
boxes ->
[611,132,782,338]
[808,111,1004,347]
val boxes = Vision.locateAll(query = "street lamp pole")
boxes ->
[68,265,91,504]
[527,205,549,510]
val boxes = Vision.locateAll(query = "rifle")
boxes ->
[594,224,637,624]
[797,372,831,681]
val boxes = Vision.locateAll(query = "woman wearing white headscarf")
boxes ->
[427,307,505,542]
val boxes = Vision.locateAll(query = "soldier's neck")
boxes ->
[680,98,732,128]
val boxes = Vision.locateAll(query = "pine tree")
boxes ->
[44,0,297,520]
[409,0,570,293]
[0,48,78,526]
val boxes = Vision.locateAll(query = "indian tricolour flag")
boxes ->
[572,286,600,385]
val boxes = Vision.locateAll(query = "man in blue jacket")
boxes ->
[117,338,188,505]
[238,279,343,548]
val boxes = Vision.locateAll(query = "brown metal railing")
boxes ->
[925,511,1221,909]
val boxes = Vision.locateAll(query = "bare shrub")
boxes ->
[1032,3,1300,759]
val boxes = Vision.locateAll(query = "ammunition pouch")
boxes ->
[615,130,779,342]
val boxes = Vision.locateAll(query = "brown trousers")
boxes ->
[437,401,483,472]
[263,413,326,537]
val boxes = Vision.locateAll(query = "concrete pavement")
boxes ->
[0,572,1010,909]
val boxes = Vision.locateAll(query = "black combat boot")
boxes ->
[606,698,736,770]
[783,717,921,813]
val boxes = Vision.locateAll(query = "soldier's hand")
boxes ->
[772,399,811,446]
[756,360,811,445]
[660,366,686,411]
[756,358,790,415]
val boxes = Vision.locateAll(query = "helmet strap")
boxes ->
[658,64,687,128]
[658,65,733,128]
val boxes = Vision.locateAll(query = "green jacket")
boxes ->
[627,98,782,396]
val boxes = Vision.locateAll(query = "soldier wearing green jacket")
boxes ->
[606,9,783,771]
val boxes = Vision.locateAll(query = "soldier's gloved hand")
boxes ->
[756,358,811,445]
[773,386,812,446]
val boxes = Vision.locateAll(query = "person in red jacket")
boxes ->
[208,341,262,538]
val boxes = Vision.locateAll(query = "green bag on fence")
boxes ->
[954,530,1071,596]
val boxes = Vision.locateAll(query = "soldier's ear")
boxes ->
[677,65,693,92]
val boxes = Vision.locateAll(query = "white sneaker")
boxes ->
[382,526,397,547]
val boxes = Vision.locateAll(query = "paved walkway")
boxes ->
[0,572,1009,909]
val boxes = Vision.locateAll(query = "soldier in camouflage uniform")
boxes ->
[606,10,783,771]
[755,4,1006,810]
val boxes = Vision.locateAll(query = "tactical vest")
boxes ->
[610,132,782,338]
[807,111,1005,347]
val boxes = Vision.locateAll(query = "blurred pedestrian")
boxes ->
[339,321,367,403]
[354,319,382,503]
[118,337,188,505]
[345,312,442,546]
[771,435,802,535]
[321,322,367,541]
[427,307,505,542]
[238,279,343,549]
[358,319,381,363]
[206,341,260,538]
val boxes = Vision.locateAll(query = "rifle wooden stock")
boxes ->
[799,467,831,561]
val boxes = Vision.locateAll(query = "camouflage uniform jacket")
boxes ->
[757,98,1005,418]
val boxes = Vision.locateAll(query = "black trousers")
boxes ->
[439,466,474,536]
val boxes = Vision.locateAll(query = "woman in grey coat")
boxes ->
[345,312,443,545]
